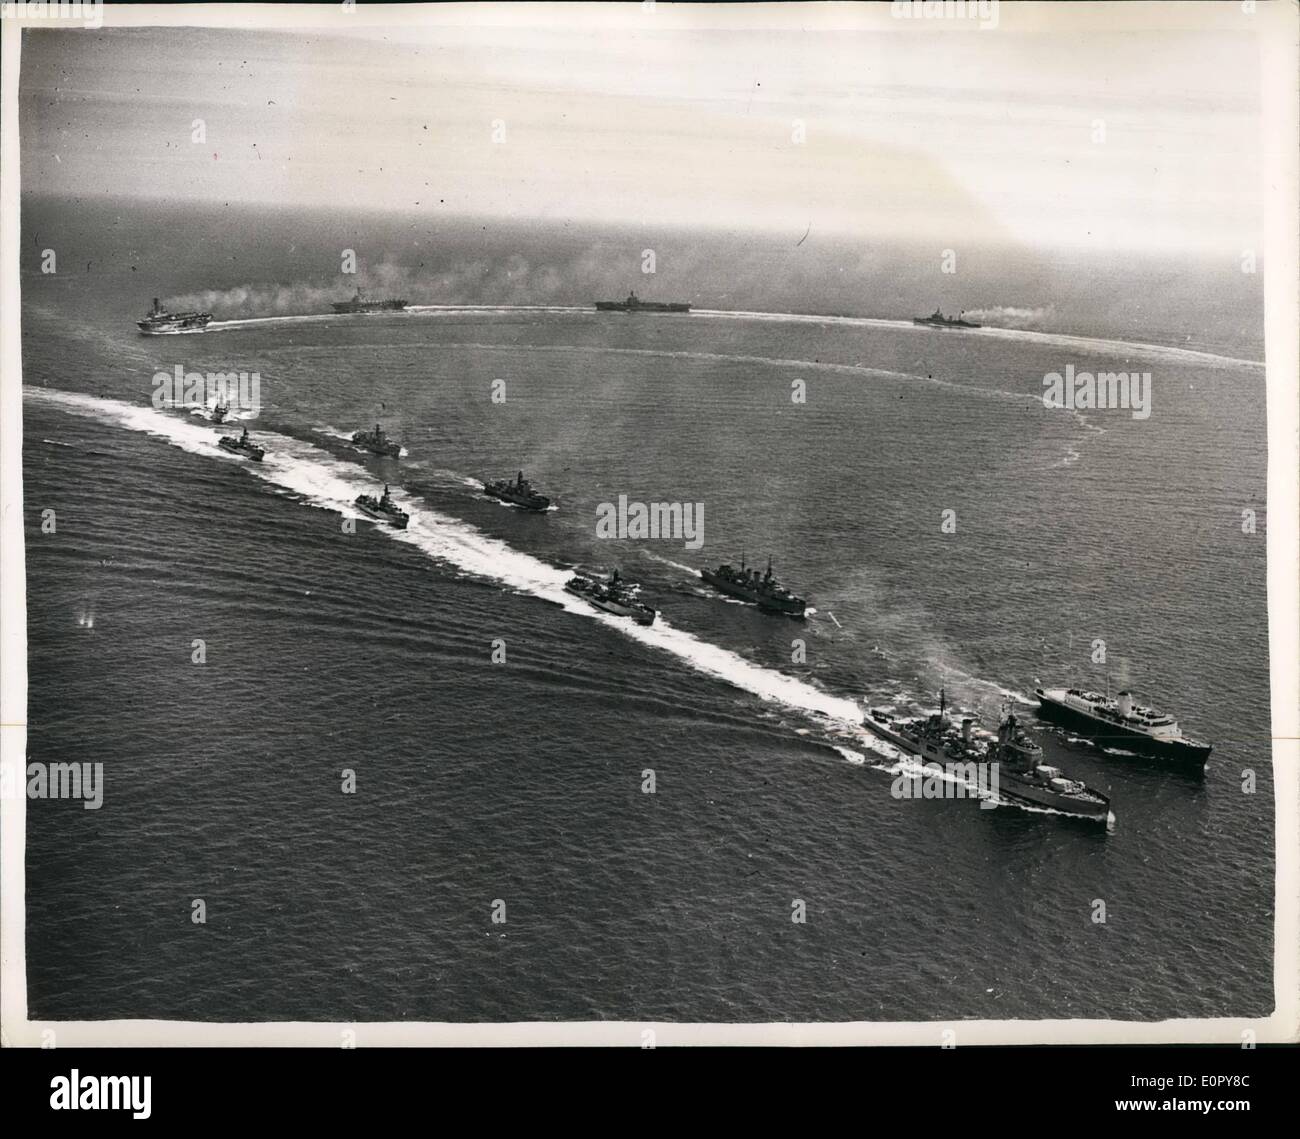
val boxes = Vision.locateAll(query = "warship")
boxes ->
[354,484,409,529]
[483,471,551,511]
[331,288,408,314]
[210,403,229,424]
[594,290,690,314]
[864,692,1111,822]
[700,555,806,616]
[912,307,981,329]
[217,427,264,462]
[352,423,402,458]
[988,710,1111,820]
[1035,686,1212,769]
[137,297,212,335]
[565,569,656,626]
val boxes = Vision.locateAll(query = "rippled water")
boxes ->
[20,256,1273,1023]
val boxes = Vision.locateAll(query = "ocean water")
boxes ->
[19,203,1273,1023]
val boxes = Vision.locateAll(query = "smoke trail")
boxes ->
[168,246,669,318]
[961,305,1055,328]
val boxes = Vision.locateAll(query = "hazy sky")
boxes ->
[18,6,1264,253]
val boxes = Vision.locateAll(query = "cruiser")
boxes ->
[564,569,656,626]
[352,423,401,458]
[864,692,1110,822]
[1035,686,1212,769]
[217,426,264,462]
[700,555,806,616]
[483,471,551,511]
[354,484,409,529]
[137,297,212,335]
[912,307,981,329]
[331,288,408,314]
[595,291,690,314]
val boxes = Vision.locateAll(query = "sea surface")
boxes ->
[19,205,1274,1023]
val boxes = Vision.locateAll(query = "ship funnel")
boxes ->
[1117,691,1134,717]
[960,718,973,744]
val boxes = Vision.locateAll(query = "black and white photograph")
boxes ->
[1,0,1297,1082]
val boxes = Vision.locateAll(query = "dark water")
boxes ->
[20,206,1273,1023]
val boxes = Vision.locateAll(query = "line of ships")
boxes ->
[207,410,1210,826]
[175,295,1200,828]
[136,293,980,334]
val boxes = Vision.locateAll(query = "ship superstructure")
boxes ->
[565,568,656,626]
[594,291,690,313]
[352,424,402,458]
[1035,687,1211,769]
[700,555,806,616]
[863,692,1110,822]
[483,471,551,511]
[912,307,981,329]
[331,288,408,314]
[137,297,212,335]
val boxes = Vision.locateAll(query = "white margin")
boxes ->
[1,1,1297,1048]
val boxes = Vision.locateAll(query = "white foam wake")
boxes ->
[690,309,1264,370]
[638,550,700,576]
[24,386,865,732]
[202,304,1261,370]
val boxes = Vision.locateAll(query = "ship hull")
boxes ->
[912,317,981,329]
[863,710,1109,822]
[595,302,690,313]
[352,438,401,458]
[331,301,408,313]
[354,501,408,529]
[483,487,550,511]
[699,569,806,615]
[217,440,263,462]
[137,318,211,335]
[863,715,945,761]
[564,583,655,625]
[1034,689,1211,769]
[997,774,1111,820]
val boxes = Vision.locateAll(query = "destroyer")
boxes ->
[137,297,212,335]
[1035,686,1212,769]
[354,484,409,529]
[912,307,981,329]
[210,402,229,424]
[864,692,1110,822]
[217,426,264,462]
[352,423,402,458]
[483,471,551,511]
[700,555,806,616]
[564,569,656,626]
[594,290,690,314]
[331,288,408,314]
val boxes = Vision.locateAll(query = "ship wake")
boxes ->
[24,386,866,738]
